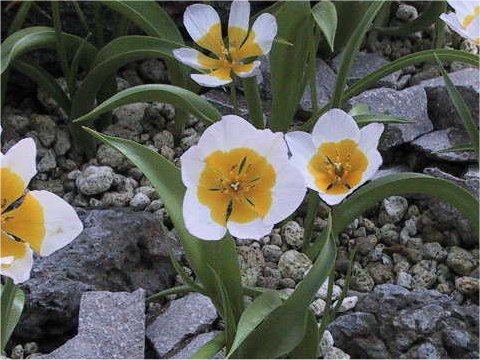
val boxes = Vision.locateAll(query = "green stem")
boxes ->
[71,1,92,37]
[242,76,264,128]
[433,2,447,49]
[308,27,319,114]
[229,81,239,115]
[146,285,194,303]
[302,190,320,253]
[1,278,15,351]
[92,2,105,48]
[317,268,335,340]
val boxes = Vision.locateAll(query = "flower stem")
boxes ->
[242,76,264,128]
[229,81,239,115]
[307,26,319,114]
[303,190,320,253]
[433,2,447,49]
[146,284,194,303]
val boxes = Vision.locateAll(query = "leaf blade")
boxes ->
[311,0,337,52]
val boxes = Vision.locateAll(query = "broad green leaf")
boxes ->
[331,1,384,107]
[289,309,320,359]
[348,103,370,116]
[332,173,479,237]
[1,26,97,74]
[435,55,479,159]
[71,36,180,119]
[353,114,414,127]
[73,85,222,126]
[311,0,337,52]
[375,1,445,36]
[12,60,71,114]
[237,235,336,358]
[438,143,474,153]
[191,332,226,359]
[227,290,283,358]
[270,1,311,131]
[1,283,25,351]
[82,128,244,326]
[301,49,479,131]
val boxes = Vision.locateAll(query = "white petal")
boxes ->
[361,149,383,185]
[359,123,384,152]
[183,188,227,241]
[191,72,232,87]
[0,244,33,285]
[312,109,360,147]
[264,161,306,224]
[250,13,278,55]
[465,16,480,43]
[180,145,206,188]
[318,191,351,206]
[446,0,476,19]
[228,0,250,45]
[1,137,37,187]
[27,190,83,256]
[184,4,221,43]
[173,48,220,70]
[227,218,273,240]
[285,131,317,189]
[440,12,471,40]
[234,61,261,78]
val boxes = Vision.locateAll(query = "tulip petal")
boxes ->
[233,60,261,78]
[237,13,278,59]
[0,233,33,284]
[312,109,360,147]
[1,138,37,211]
[440,12,471,40]
[285,131,317,190]
[228,0,251,48]
[183,188,227,241]
[184,4,225,56]
[2,190,83,256]
[191,68,232,87]
[227,218,273,240]
[173,48,223,70]
[359,123,384,152]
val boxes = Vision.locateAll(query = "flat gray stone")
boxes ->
[372,165,410,181]
[331,52,401,88]
[411,128,476,162]
[42,290,146,359]
[172,331,221,359]
[202,89,249,118]
[299,59,337,116]
[349,86,433,150]
[146,293,218,358]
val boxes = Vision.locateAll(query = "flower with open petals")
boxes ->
[440,1,480,44]
[1,132,83,284]
[285,109,384,206]
[181,116,306,240]
[173,0,277,87]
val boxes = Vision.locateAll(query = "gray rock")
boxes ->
[76,166,114,195]
[31,114,57,147]
[455,276,479,295]
[262,244,282,263]
[422,242,447,261]
[97,144,132,171]
[411,260,437,290]
[319,330,334,357]
[349,86,433,150]
[396,4,418,22]
[334,296,358,313]
[281,220,304,249]
[202,89,250,118]
[238,246,265,286]
[331,52,401,88]
[379,196,408,225]
[396,271,414,289]
[42,290,145,359]
[18,209,177,346]
[323,346,350,359]
[447,246,477,275]
[129,192,151,211]
[367,262,394,284]
[172,331,221,359]
[37,149,57,173]
[299,59,337,115]
[329,284,479,358]
[278,250,312,281]
[351,269,375,292]
[464,165,479,194]
[53,129,71,156]
[411,128,476,162]
[153,130,175,150]
[146,293,217,358]
[113,103,148,134]
[138,59,168,83]
[316,279,342,300]
[372,165,410,181]
[419,68,479,130]
[311,297,327,317]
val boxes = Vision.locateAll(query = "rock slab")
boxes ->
[42,290,146,359]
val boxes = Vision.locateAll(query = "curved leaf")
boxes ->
[73,84,222,125]
[191,332,226,359]
[353,113,414,127]
[1,283,25,351]
[71,36,179,118]
[332,173,479,237]
[82,128,244,327]
[1,26,97,74]
[311,0,337,52]
[289,309,319,359]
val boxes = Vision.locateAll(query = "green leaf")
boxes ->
[73,84,222,126]
[1,282,25,351]
[236,235,336,358]
[191,332,226,359]
[82,128,244,329]
[311,0,337,52]
[1,26,97,75]
[227,290,283,358]
[168,249,207,296]
[70,36,180,119]
[353,113,414,127]
[301,49,479,131]
[332,173,479,237]
[305,211,332,261]
[375,1,445,37]
[348,103,370,116]
[434,54,479,159]
[331,1,384,107]
[270,1,312,131]
[438,143,474,153]
[289,309,319,359]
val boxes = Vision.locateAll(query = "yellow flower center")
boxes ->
[308,139,368,195]
[462,6,480,28]
[197,148,276,225]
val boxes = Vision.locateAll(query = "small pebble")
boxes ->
[333,296,358,312]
